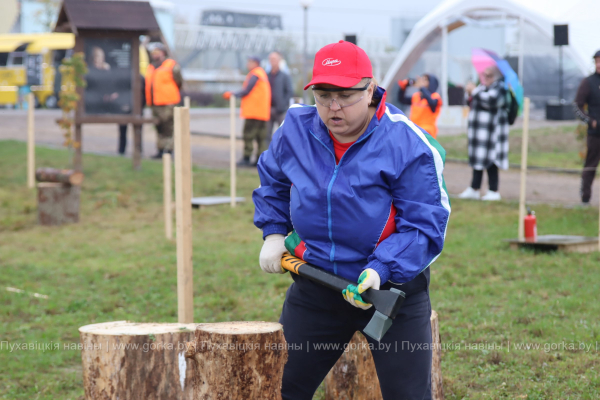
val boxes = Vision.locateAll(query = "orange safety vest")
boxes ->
[146,59,181,106]
[240,67,271,121]
[409,91,442,138]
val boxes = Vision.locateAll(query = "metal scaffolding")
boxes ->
[174,24,391,58]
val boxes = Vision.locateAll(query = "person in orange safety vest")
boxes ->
[224,56,271,167]
[397,74,442,138]
[145,43,182,159]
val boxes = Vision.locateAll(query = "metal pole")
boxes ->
[440,23,449,107]
[559,46,563,101]
[518,16,525,86]
[302,6,308,104]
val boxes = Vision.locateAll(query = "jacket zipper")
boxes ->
[309,127,377,275]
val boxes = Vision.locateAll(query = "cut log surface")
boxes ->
[35,167,84,185]
[79,321,197,400]
[37,183,80,225]
[325,310,443,400]
[186,321,288,400]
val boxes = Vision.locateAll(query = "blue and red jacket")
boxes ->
[253,86,451,285]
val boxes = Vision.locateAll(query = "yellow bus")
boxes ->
[0,33,149,108]
[0,33,74,107]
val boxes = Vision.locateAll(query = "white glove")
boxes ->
[343,269,381,310]
[259,234,288,274]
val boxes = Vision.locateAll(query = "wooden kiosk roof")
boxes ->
[54,0,160,34]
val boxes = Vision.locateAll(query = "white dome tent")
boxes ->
[381,0,599,125]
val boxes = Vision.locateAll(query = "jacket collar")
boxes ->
[310,86,387,146]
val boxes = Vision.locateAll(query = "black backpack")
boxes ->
[507,89,519,125]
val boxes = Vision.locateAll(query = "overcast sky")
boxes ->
[170,0,444,38]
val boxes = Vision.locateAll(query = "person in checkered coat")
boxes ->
[459,66,509,201]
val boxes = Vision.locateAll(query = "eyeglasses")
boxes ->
[312,80,370,109]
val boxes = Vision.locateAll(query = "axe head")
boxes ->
[363,310,393,342]
[362,288,404,341]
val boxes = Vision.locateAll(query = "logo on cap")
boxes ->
[322,58,341,66]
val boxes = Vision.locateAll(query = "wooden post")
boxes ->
[133,124,142,170]
[185,322,288,400]
[230,95,237,208]
[79,321,196,400]
[27,93,35,189]
[325,310,443,400]
[183,96,193,195]
[430,310,444,400]
[518,97,531,242]
[174,106,193,323]
[163,153,173,240]
[74,124,82,172]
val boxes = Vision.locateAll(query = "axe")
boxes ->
[281,255,405,341]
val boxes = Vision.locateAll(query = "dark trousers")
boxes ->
[118,124,127,154]
[152,105,175,151]
[266,109,287,146]
[471,164,499,191]
[279,273,432,400]
[243,119,268,160]
[581,135,600,203]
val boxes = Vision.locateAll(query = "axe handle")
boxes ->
[281,255,401,312]
[282,254,355,293]
[281,254,405,324]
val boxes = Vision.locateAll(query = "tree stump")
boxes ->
[325,310,443,400]
[324,331,382,400]
[79,321,197,400]
[185,321,288,400]
[37,182,80,225]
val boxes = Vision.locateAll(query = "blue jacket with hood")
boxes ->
[253,86,451,285]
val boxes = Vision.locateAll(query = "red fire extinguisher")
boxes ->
[524,207,537,242]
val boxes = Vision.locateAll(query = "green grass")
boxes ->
[438,124,588,170]
[1,140,600,399]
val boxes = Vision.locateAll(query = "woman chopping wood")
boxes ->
[252,40,451,400]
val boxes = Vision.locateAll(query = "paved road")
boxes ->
[1,109,597,206]
[444,163,598,207]
[0,109,244,168]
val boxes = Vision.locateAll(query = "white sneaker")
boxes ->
[481,190,501,201]
[458,187,480,200]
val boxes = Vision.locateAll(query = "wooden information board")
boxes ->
[54,0,163,170]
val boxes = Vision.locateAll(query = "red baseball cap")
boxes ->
[304,40,373,90]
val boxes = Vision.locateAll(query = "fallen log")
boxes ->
[36,167,84,186]
[79,321,197,400]
[185,321,287,400]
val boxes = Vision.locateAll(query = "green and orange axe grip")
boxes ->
[280,254,406,341]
